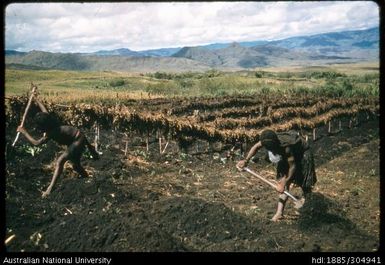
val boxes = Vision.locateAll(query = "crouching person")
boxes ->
[237,129,317,221]
[17,98,99,198]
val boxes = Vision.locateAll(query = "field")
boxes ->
[4,63,380,252]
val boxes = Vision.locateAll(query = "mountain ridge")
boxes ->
[5,26,379,72]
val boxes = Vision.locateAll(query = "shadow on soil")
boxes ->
[296,192,378,251]
[298,192,355,231]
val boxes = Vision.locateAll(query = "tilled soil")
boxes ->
[4,118,380,252]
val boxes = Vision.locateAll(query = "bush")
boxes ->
[153,72,173,80]
[109,79,125,87]
[255,71,264,78]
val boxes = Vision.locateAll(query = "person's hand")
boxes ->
[31,85,38,96]
[276,179,286,193]
[17,126,26,133]
[42,189,51,198]
[236,160,247,171]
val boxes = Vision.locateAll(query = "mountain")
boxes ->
[5,27,378,71]
[6,63,51,70]
[85,47,182,57]
[216,42,268,67]
[173,46,223,65]
[171,27,378,68]
[5,50,27,56]
[269,27,379,59]
[6,50,90,70]
[138,47,182,57]
[5,50,211,72]
[172,42,352,68]
[271,27,379,49]
[83,56,211,72]
[90,48,142,57]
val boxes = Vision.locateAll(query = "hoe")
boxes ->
[12,84,38,147]
[237,166,300,203]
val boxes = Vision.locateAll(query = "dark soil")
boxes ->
[4,118,380,252]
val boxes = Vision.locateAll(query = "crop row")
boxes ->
[5,95,379,144]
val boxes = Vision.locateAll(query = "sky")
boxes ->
[5,1,380,53]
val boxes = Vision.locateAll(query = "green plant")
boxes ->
[18,144,44,157]
[255,71,264,78]
[260,86,271,95]
[179,152,189,161]
[109,79,125,87]
[133,149,149,160]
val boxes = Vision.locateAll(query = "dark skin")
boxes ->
[17,98,97,198]
[237,140,297,221]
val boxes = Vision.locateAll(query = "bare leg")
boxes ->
[271,193,288,221]
[295,187,312,209]
[271,182,292,222]
[42,152,68,198]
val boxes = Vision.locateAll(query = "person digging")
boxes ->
[16,91,100,198]
[237,129,317,222]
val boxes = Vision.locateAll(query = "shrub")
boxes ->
[153,72,173,80]
[255,71,264,78]
[109,79,125,87]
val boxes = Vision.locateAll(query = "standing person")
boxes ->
[237,129,317,221]
[16,96,99,198]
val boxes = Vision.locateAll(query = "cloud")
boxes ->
[5,1,379,53]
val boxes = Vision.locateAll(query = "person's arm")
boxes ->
[17,126,48,146]
[34,98,48,113]
[237,141,262,169]
[244,141,262,162]
[276,147,296,193]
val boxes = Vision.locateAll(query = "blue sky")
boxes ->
[5,1,379,53]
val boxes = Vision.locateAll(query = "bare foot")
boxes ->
[271,213,284,222]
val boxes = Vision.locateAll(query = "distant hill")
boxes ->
[196,40,269,50]
[5,51,211,72]
[5,26,378,72]
[5,50,27,56]
[89,48,142,57]
[172,27,378,68]
[83,56,211,72]
[173,42,352,68]
[269,27,379,59]
[137,47,182,57]
[271,27,379,49]
[6,50,91,70]
[173,46,223,66]
[86,47,182,57]
[6,63,50,70]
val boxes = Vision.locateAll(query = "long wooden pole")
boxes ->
[240,167,298,202]
[12,85,37,147]
[5,234,16,245]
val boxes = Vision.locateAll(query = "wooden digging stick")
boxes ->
[238,166,298,202]
[12,85,37,147]
[5,234,16,245]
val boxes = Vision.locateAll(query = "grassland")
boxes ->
[5,61,379,104]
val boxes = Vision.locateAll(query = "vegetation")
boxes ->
[5,62,379,103]
[6,91,379,144]
[108,78,125,87]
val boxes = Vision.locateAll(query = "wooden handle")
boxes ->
[12,86,38,147]
[242,167,298,202]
